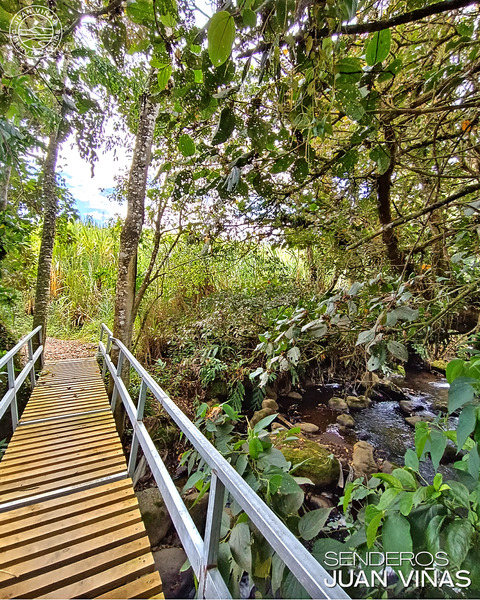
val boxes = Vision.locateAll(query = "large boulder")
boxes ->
[288,391,303,400]
[136,487,172,547]
[352,441,377,478]
[183,492,209,536]
[153,547,194,599]
[328,397,348,411]
[346,395,371,410]
[262,398,279,411]
[274,438,340,487]
[405,414,434,427]
[399,400,414,415]
[299,422,320,434]
[337,413,355,428]
[250,407,276,428]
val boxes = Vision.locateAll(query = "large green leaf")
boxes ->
[457,404,477,449]
[387,340,409,362]
[156,63,172,89]
[382,513,412,575]
[178,134,195,157]
[430,429,447,471]
[370,144,391,175]
[208,11,236,67]
[426,514,446,554]
[446,519,473,566]
[446,358,466,383]
[298,508,332,540]
[211,106,235,145]
[366,29,391,65]
[229,521,252,572]
[449,377,476,413]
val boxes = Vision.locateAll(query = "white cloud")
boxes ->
[59,131,132,221]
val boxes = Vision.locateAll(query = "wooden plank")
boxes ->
[0,479,133,533]
[1,433,120,466]
[0,447,125,483]
[11,413,114,438]
[1,506,141,560]
[4,423,116,454]
[96,572,163,599]
[41,552,156,599]
[0,439,123,472]
[0,462,128,503]
[0,521,148,583]
[0,454,127,494]
[0,537,152,599]
[20,399,110,417]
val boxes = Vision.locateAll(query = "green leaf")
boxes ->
[445,520,473,566]
[373,473,403,488]
[392,468,417,491]
[271,553,285,595]
[446,358,466,383]
[367,344,386,371]
[457,404,477,449]
[414,421,429,457]
[382,513,412,574]
[366,29,391,65]
[211,106,235,145]
[343,482,354,512]
[356,328,375,346]
[387,340,409,362]
[376,487,402,510]
[157,0,178,26]
[253,413,277,433]
[242,8,256,27]
[208,11,236,67]
[292,158,309,182]
[271,154,295,174]
[426,514,446,554]
[370,144,391,175]
[178,134,196,157]
[446,480,471,508]
[126,0,154,24]
[430,430,447,471]
[405,448,419,471]
[449,377,476,413]
[398,491,414,516]
[157,63,172,89]
[391,306,419,322]
[298,508,332,540]
[366,510,383,548]
[249,437,263,459]
[281,571,310,599]
[229,521,252,572]
[183,470,204,491]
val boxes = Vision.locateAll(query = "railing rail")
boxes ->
[0,326,44,430]
[98,324,349,600]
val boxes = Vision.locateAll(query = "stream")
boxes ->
[278,370,457,480]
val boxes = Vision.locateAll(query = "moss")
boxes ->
[274,438,340,487]
[431,360,448,373]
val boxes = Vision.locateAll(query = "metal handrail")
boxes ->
[98,323,349,600]
[0,326,44,430]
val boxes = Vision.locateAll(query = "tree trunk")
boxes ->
[0,165,11,211]
[32,130,61,354]
[376,127,404,272]
[112,89,159,431]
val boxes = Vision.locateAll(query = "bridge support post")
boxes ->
[7,357,18,431]
[127,378,147,477]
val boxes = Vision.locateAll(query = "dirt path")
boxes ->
[44,337,97,362]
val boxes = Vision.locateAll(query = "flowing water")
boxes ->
[278,370,456,479]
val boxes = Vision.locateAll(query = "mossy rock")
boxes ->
[205,379,228,401]
[430,360,448,374]
[274,438,340,487]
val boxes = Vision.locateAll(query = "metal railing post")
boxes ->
[27,338,36,390]
[38,328,44,369]
[110,349,124,411]
[127,378,147,477]
[7,357,18,431]
[101,331,112,380]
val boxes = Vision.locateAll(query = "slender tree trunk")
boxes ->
[32,130,61,353]
[112,89,159,431]
[376,127,404,272]
[0,165,11,211]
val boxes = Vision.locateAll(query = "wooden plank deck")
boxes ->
[0,358,163,599]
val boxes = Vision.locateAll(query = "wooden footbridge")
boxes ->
[0,325,349,600]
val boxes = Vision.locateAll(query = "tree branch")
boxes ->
[347,182,480,251]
